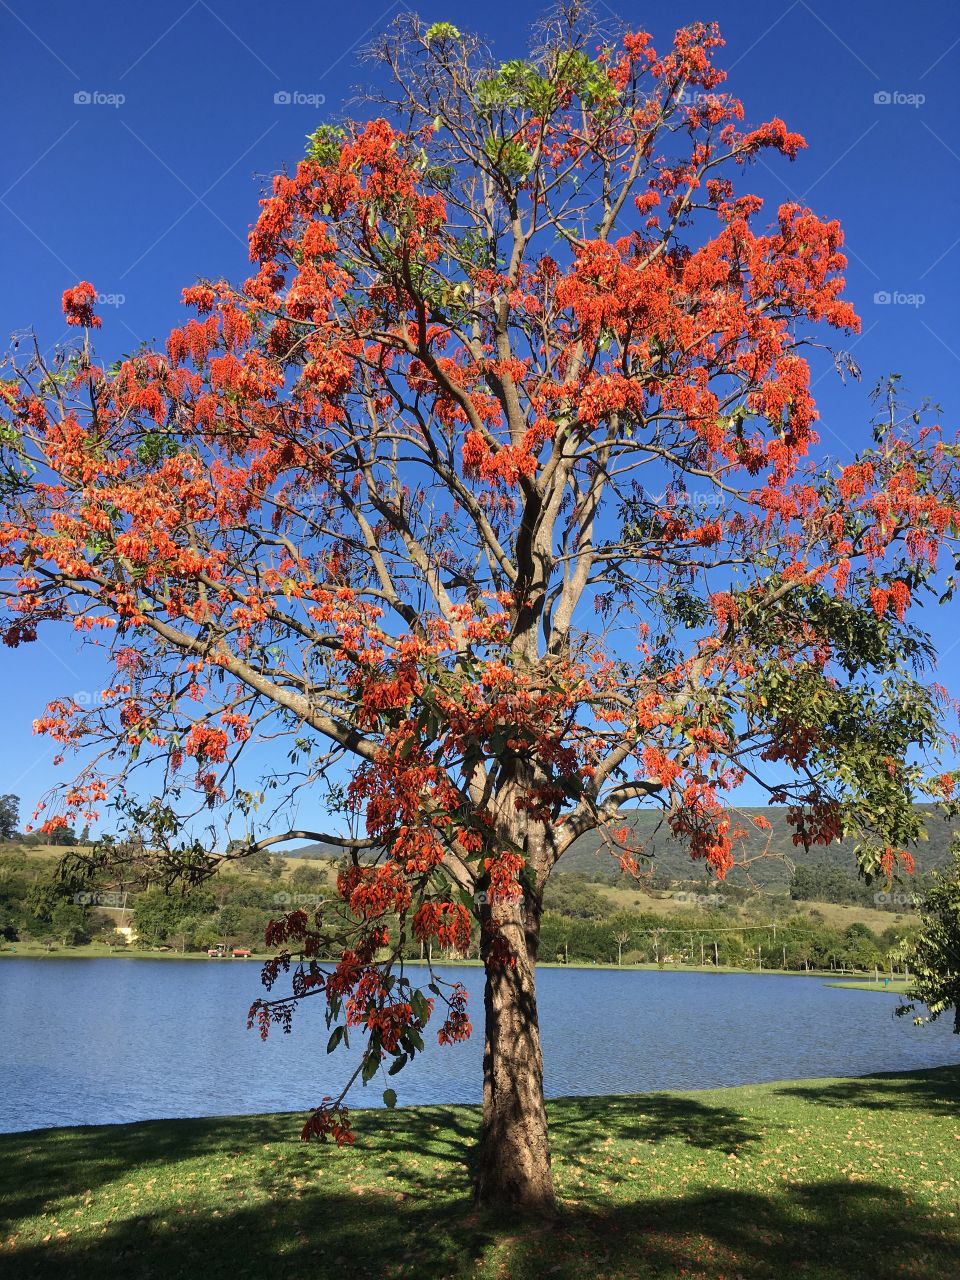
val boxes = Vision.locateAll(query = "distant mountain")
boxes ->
[556,805,958,888]
[284,840,347,861]
[287,805,958,890]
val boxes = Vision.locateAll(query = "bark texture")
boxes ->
[475,900,556,1215]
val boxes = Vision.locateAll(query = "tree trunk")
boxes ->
[475,899,556,1216]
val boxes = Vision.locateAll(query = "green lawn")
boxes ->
[827,978,912,994]
[3,1067,960,1278]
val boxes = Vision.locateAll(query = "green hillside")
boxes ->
[557,805,957,888]
[290,805,958,890]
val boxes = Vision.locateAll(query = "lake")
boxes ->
[1,960,956,1133]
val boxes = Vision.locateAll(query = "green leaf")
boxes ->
[425,21,460,44]
[382,1088,397,1109]
[457,885,476,913]
[326,1025,344,1054]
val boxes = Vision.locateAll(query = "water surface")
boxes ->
[1,960,955,1132]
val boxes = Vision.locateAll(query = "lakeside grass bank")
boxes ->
[827,978,912,994]
[0,943,900,982]
[2,1066,959,1279]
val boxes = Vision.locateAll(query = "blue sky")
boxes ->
[1,0,958,831]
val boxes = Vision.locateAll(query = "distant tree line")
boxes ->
[789,862,927,911]
[0,842,913,974]
[540,909,906,972]
[0,844,296,951]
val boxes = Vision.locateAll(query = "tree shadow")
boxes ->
[4,1074,960,1278]
[0,1091,758,1232]
[537,1181,960,1280]
[548,1092,761,1163]
[773,1065,960,1116]
[2,1176,957,1279]
[0,1105,480,1235]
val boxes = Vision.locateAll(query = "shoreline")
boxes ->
[0,1061,954,1140]
[0,944,907,984]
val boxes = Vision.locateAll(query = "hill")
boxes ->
[556,805,958,888]
[289,805,958,890]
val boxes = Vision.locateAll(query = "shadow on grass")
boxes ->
[0,1092,759,1231]
[4,1073,960,1278]
[0,1105,480,1234]
[2,1176,957,1280]
[548,1092,761,1158]
[773,1064,960,1115]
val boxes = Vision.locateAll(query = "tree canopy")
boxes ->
[0,794,19,842]
[2,6,958,1212]
[898,841,960,1033]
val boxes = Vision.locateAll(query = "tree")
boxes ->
[46,824,78,847]
[609,911,636,965]
[244,850,283,879]
[897,843,960,1031]
[49,900,89,946]
[542,871,609,918]
[0,794,19,842]
[132,886,215,947]
[1,8,958,1214]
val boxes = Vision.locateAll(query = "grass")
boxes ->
[0,943,267,961]
[827,977,912,994]
[792,898,919,931]
[2,1067,959,1279]
[594,882,917,931]
[0,945,883,983]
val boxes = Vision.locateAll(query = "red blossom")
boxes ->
[61,282,101,328]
